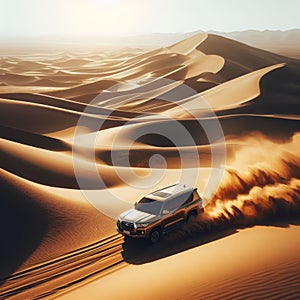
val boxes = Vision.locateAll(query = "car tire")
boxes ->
[186,211,197,224]
[149,228,161,244]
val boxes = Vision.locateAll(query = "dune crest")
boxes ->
[168,33,208,55]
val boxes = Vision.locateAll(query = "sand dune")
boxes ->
[0,33,299,299]
[0,168,116,279]
[197,34,298,79]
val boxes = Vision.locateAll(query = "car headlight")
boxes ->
[136,222,149,228]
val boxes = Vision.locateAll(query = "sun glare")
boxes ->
[59,0,150,36]
[88,0,122,8]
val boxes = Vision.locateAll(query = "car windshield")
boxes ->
[135,197,163,215]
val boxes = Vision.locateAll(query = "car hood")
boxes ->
[119,208,156,223]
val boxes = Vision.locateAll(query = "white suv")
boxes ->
[117,184,204,243]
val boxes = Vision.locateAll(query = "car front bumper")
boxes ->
[116,222,149,238]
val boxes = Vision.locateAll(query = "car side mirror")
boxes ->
[134,202,137,208]
[162,209,170,215]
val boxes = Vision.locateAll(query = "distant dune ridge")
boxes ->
[0,33,300,299]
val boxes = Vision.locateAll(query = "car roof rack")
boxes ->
[146,183,195,201]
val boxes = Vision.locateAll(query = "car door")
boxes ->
[162,194,188,231]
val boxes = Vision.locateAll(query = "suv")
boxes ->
[117,184,204,243]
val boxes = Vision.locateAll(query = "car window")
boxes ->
[136,197,163,214]
[181,193,193,207]
[164,198,181,211]
[164,193,192,211]
[193,191,200,201]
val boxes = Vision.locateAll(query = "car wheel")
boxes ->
[149,228,161,244]
[186,211,197,223]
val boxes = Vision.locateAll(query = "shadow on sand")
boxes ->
[121,228,238,265]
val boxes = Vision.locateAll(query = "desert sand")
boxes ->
[0,33,300,299]
[60,225,300,300]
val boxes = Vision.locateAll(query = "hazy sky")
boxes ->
[0,0,299,38]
